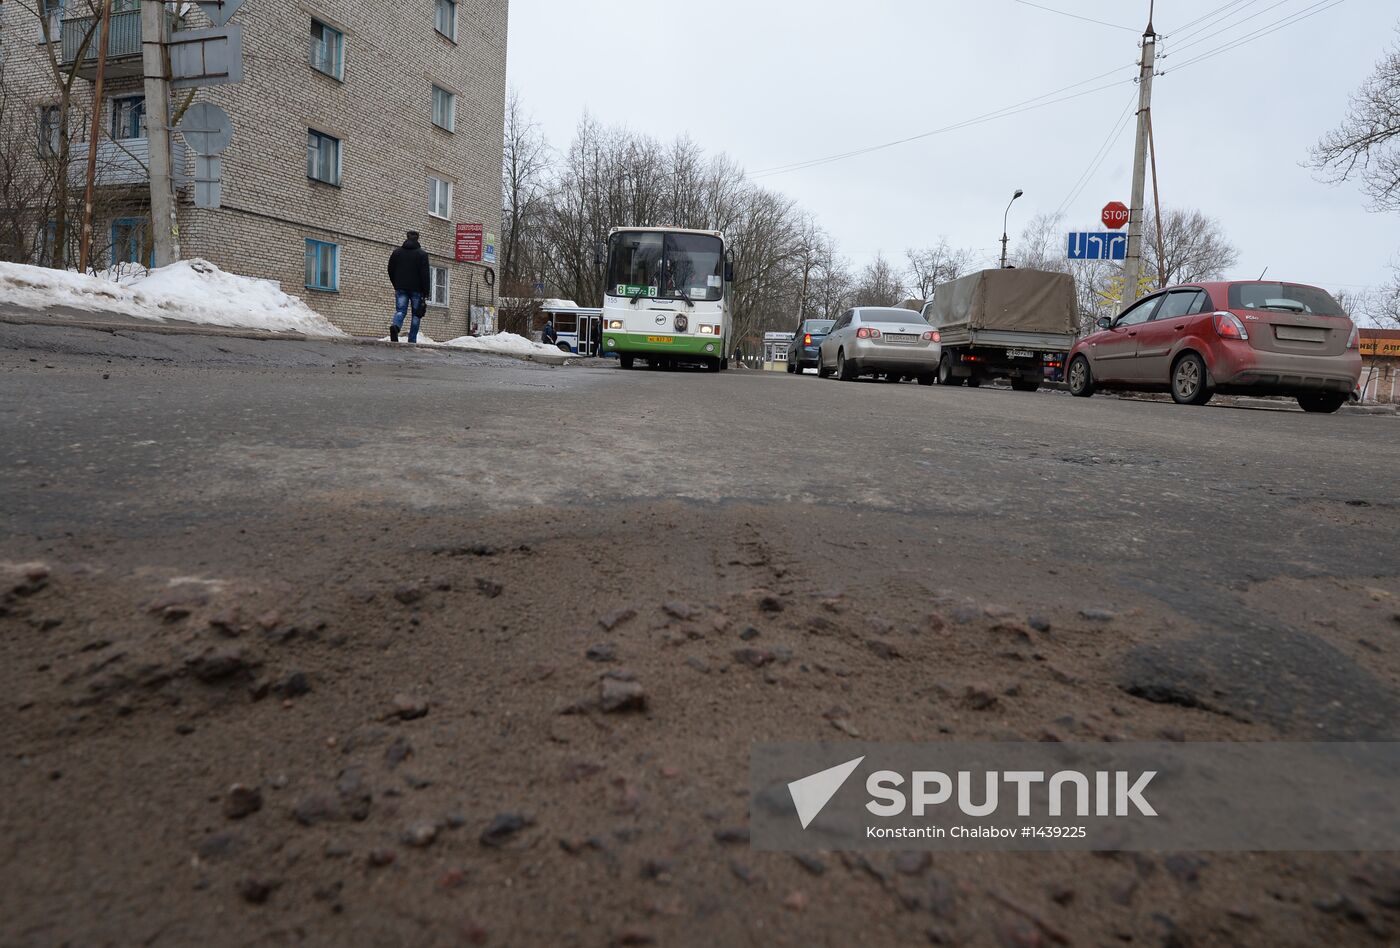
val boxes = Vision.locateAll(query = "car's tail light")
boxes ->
[856,327,882,339]
[1347,323,1360,350]
[804,333,812,345]
[922,331,940,342]
[1212,312,1249,340]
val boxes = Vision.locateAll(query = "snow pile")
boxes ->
[442,333,568,358]
[0,259,344,336]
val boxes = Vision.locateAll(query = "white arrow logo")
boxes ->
[787,756,865,829]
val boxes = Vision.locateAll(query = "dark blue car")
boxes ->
[787,319,836,373]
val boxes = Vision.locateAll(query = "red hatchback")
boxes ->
[1066,281,1362,413]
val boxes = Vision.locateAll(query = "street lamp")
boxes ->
[1000,189,1024,269]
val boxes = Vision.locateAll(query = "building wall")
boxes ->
[1,1,509,340]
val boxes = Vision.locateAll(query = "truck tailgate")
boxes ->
[941,329,1077,351]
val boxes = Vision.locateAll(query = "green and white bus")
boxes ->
[600,227,731,372]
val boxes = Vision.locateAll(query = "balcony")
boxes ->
[65,138,188,188]
[60,9,147,80]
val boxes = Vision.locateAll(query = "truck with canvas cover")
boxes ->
[922,269,1077,391]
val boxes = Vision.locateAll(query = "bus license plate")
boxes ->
[1007,349,1034,358]
[647,335,674,344]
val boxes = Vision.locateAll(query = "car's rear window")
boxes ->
[804,320,834,333]
[1228,283,1344,316]
[863,310,930,326]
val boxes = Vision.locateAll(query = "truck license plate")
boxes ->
[1007,349,1034,358]
[646,336,674,344]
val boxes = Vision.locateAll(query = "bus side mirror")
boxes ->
[595,241,606,266]
[724,259,734,282]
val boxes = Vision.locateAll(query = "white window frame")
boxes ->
[435,0,457,41]
[307,129,342,186]
[431,85,455,132]
[309,19,345,80]
[428,175,453,219]
[428,264,450,308]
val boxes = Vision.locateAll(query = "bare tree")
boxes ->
[500,90,551,294]
[1143,208,1239,287]
[1012,212,1070,273]
[1310,25,1400,213]
[852,254,903,307]
[906,239,975,299]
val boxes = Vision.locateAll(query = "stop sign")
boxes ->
[1102,201,1129,230]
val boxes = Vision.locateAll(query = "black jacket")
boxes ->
[541,320,557,344]
[388,238,431,294]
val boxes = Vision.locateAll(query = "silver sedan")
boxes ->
[817,307,941,384]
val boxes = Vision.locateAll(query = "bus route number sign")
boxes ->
[618,284,658,298]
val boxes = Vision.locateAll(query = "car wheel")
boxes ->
[916,373,936,386]
[786,360,794,374]
[817,356,832,379]
[619,354,634,370]
[707,357,722,373]
[938,353,955,386]
[837,349,857,381]
[1298,393,1346,414]
[1067,356,1094,397]
[1170,352,1212,405]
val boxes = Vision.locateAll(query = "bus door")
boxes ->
[579,314,601,356]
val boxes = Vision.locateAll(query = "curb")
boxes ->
[0,309,576,367]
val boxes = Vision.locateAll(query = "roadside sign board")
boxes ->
[176,103,233,156]
[169,24,245,89]
[483,232,498,266]
[1067,232,1128,261]
[1102,201,1130,230]
[194,0,246,26]
[455,223,483,262]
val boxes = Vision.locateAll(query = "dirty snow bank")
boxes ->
[442,332,566,358]
[0,259,344,336]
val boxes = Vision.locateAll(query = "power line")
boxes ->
[1164,0,1256,34]
[752,63,1139,179]
[1010,0,1138,32]
[1163,0,1295,55]
[1161,0,1264,45]
[1167,0,1346,72]
[1054,92,1139,219]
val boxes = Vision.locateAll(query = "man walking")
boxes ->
[388,231,430,343]
[541,315,558,347]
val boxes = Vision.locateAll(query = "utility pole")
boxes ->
[142,0,180,266]
[1119,4,1157,311]
[79,0,113,273]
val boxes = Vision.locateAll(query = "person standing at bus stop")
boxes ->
[387,231,430,343]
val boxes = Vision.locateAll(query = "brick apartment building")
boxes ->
[0,0,508,338]
[1359,328,1400,404]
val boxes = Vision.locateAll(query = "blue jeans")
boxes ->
[392,291,424,342]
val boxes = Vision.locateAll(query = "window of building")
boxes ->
[37,106,61,154]
[431,86,455,132]
[428,175,453,219]
[39,0,65,40]
[435,0,457,41]
[309,20,344,80]
[110,96,145,140]
[306,130,341,185]
[429,265,450,307]
[305,239,339,291]
[111,217,152,268]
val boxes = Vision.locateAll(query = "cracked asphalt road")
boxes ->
[2,322,1398,945]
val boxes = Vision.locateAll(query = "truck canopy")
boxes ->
[929,269,1076,335]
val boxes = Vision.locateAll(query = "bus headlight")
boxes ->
[699,325,714,335]
[606,319,624,330]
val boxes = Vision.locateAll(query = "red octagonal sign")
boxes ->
[1102,201,1130,230]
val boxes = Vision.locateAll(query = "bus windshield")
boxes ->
[607,232,723,302]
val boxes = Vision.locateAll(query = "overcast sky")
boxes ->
[506,1,1398,295]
